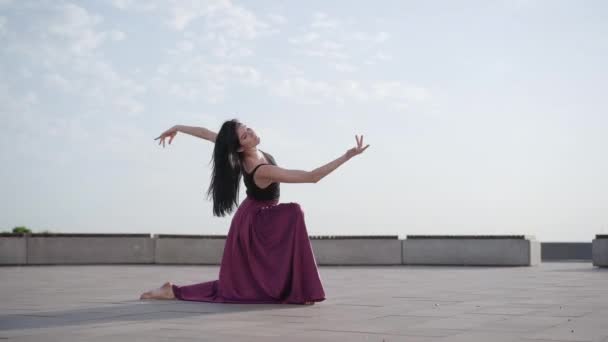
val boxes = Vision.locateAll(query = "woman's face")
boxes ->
[236,123,260,151]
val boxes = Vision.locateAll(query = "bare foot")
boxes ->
[139,281,176,300]
[304,301,314,305]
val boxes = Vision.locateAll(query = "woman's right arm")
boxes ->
[175,125,217,142]
[155,125,217,147]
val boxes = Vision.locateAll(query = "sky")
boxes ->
[1,0,607,241]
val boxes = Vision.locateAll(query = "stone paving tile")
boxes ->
[475,315,571,333]
[531,306,595,318]
[435,331,529,342]
[283,314,437,335]
[293,329,437,341]
[469,305,542,316]
[402,313,510,331]
[524,326,608,342]
[389,302,486,317]
[1,263,607,341]
[522,315,608,342]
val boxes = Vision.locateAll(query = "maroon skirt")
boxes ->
[172,196,326,304]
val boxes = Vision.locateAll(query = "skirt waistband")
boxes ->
[244,195,280,206]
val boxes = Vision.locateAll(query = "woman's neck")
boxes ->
[242,148,263,160]
[241,149,265,168]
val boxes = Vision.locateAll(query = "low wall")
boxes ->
[542,242,592,261]
[592,235,608,267]
[402,235,541,266]
[310,235,401,265]
[0,233,598,266]
[155,235,226,264]
[0,236,26,264]
[0,234,408,266]
[26,234,154,265]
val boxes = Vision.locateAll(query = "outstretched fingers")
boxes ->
[154,130,172,148]
[355,134,366,150]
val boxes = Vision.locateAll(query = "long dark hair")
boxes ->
[206,119,244,217]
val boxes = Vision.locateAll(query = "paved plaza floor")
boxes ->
[1,262,607,341]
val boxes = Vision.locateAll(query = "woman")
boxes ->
[140,119,370,305]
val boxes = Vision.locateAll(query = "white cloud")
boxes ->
[366,51,393,65]
[76,59,147,113]
[376,31,389,42]
[267,13,287,25]
[199,31,254,58]
[152,59,262,103]
[178,39,194,51]
[270,78,430,108]
[2,2,146,121]
[142,0,273,38]
[113,96,145,114]
[166,39,194,55]
[288,32,319,44]
[109,30,126,41]
[111,0,156,11]
[273,64,306,77]
[289,12,390,66]
[289,32,346,60]
[271,78,333,104]
[303,40,346,59]
[19,68,32,79]
[371,81,431,103]
[334,63,357,73]
[40,59,146,115]
[311,12,340,30]
[111,0,131,10]
[116,1,274,60]
[171,6,199,31]
[44,73,74,92]
[24,91,38,105]
[0,82,79,166]
[47,4,107,55]
[352,31,390,43]
[205,2,271,39]
[0,16,6,35]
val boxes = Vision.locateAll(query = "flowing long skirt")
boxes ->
[171,196,326,304]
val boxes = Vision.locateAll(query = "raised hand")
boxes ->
[154,126,178,148]
[345,134,370,159]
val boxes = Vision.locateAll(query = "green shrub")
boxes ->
[12,226,32,234]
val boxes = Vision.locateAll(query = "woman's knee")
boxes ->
[289,202,305,217]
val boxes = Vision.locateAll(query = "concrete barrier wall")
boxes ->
[1,233,601,266]
[542,243,592,261]
[26,234,154,265]
[311,238,402,265]
[402,235,541,266]
[155,235,226,264]
[0,236,27,265]
[592,235,608,267]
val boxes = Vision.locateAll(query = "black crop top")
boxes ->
[243,151,280,200]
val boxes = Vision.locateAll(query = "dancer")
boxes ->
[140,119,370,304]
